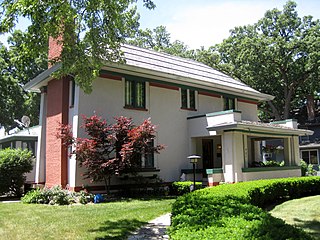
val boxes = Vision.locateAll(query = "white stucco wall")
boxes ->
[71,76,262,187]
[238,101,258,121]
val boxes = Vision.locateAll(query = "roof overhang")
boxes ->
[23,63,62,92]
[207,122,313,137]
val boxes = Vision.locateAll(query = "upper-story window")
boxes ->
[181,88,196,110]
[125,79,146,109]
[224,97,236,110]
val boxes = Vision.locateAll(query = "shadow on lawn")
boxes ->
[293,218,320,239]
[89,218,147,240]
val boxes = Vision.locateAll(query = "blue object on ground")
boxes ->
[94,194,104,203]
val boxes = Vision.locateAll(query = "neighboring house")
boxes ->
[299,123,320,168]
[24,42,313,191]
[0,126,39,185]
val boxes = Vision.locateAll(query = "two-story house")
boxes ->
[24,43,312,191]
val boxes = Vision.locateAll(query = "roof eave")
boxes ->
[23,63,61,92]
[207,122,313,136]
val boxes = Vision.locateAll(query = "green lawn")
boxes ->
[0,198,174,240]
[270,195,320,239]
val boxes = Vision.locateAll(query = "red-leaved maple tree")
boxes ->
[57,115,164,193]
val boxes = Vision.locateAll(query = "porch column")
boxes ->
[222,131,244,182]
[291,136,300,166]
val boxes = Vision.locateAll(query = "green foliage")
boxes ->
[0,31,46,130]
[212,1,320,120]
[169,177,320,239]
[0,148,34,196]
[171,181,203,195]
[128,25,196,59]
[300,159,317,176]
[21,185,94,205]
[0,0,155,93]
[301,159,308,176]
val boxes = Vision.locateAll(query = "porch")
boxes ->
[186,110,313,185]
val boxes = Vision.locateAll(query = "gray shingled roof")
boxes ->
[24,44,273,101]
[122,44,265,96]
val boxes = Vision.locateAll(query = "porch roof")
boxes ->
[207,120,313,137]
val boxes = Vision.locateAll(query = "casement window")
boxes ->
[125,79,146,109]
[181,88,196,110]
[301,150,318,165]
[140,140,155,168]
[223,97,236,110]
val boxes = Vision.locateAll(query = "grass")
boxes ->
[0,198,175,240]
[270,195,320,239]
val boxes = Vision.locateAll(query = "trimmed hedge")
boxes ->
[171,181,203,195]
[169,177,320,239]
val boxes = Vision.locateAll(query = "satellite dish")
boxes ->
[21,116,31,128]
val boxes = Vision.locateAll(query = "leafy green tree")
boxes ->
[0,31,47,131]
[0,0,155,93]
[213,1,320,121]
[128,25,195,58]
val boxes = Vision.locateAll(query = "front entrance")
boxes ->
[202,138,222,177]
[202,139,214,177]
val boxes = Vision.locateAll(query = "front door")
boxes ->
[202,139,214,177]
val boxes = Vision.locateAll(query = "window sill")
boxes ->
[181,107,197,111]
[124,106,148,111]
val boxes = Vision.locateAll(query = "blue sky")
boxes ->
[1,0,320,49]
[137,0,320,48]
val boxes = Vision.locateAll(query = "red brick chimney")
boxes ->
[45,33,70,188]
[48,35,63,68]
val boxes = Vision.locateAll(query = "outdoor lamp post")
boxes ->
[187,155,201,191]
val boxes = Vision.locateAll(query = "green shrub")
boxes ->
[301,159,308,176]
[21,186,94,205]
[171,181,203,195]
[0,148,34,196]
[169,177,320,239]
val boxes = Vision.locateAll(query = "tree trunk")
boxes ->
[103,175,110,195]
[267,101,281,120]
[283,87,294,119]
[306,94,315,121]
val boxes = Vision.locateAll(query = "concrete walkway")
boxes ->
[128,213,171,239]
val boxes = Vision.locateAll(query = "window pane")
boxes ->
[125,80,133,106]
[144,140,154,168]
[189,90,195,109]
[302,151,310,164]
[229,98,235,110]
[224,97,235,110]
[181,89,188,108]
[310,151,318,164]
[136,81,145,108]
